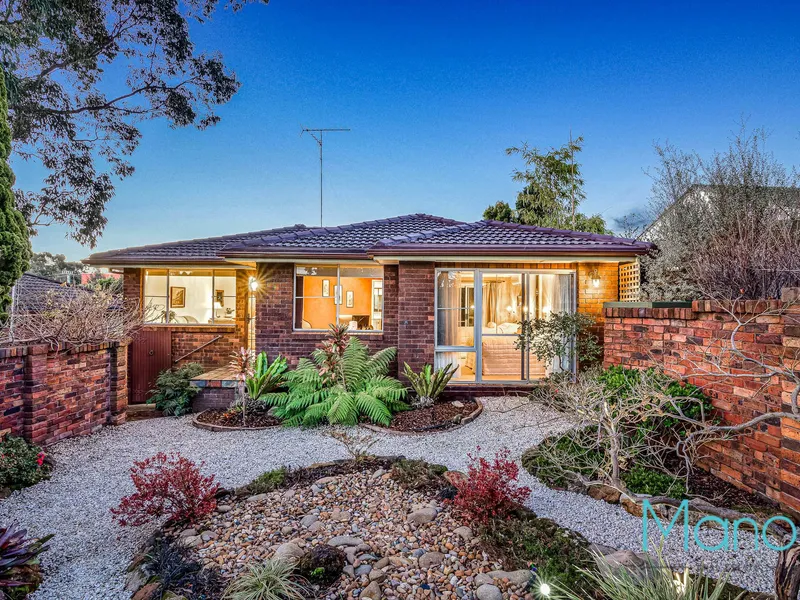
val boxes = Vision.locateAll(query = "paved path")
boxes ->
[0,398,775,599]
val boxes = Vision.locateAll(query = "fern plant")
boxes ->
[151,363,205,416]
[403,363,457,408]
[262,338,407,427]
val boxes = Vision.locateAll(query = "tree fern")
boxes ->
[261,337,407,427]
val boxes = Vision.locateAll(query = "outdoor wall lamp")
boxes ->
[589,268,601,288]
[249,277,259,292]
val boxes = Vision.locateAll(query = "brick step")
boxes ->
[127,403,163,420]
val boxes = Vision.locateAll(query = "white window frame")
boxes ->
[143,268,238,326]
[433,268,577,384]
[293,263,384,333]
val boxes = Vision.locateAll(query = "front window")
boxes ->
[294,264,383,331]
[435,269,575,382]
[143,269,238,325]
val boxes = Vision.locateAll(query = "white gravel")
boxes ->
[0,397,777,599]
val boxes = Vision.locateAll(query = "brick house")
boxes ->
[85,214,652,403]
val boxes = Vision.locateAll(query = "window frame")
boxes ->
[434,267,577,384]
[293,263,384,333]
[142,268,239,326]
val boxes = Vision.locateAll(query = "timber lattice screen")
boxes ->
[618,262,641,302]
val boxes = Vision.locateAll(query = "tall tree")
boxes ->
[0,68,31,320]
[483,136,610,234]
[4,0,267,247]
[28,251,85,281]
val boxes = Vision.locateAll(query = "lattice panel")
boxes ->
[619,262,641,302]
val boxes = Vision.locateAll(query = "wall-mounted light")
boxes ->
[589,268,601,288]
[249,277,259,292]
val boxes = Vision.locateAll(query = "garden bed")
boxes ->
[192,409,282,432]
[364,399,482,434]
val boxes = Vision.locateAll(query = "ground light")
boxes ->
[538,581,552,597]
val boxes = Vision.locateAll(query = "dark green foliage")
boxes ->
[0,436,49,490]
[242,467,287,495]
[516,312,602,372]
[6,0,266,246]
[0,525,51,596]
[297,545,346,585]
[622,466,687,498]
[597,365,714,438]
[245,352,288,404]
[482,136,610,234]
[390,459,448,491]
[146,535,225,600]
[403,363,457,408]
[151,363,206,416]
[0,69,30,321]
[521,431,604,488]
[480,510,593,592]
[262,337,407,427]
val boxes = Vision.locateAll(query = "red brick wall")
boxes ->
[123,268,251,371]
[397,262,436,374]
[604,301,800,513]
[255,263,400,369]
[0,343,127,446]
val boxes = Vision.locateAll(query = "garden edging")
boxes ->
[191,411,283,432]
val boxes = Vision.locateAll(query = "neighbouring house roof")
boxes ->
[370,220,653,257]
[12,273,79,312]
[83,224,309,266]
[86,213,653,266]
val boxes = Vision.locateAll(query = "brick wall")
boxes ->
[0,343,127,446]
[603,300,800,513]
[255,263,400,369]
[397,262,436,374]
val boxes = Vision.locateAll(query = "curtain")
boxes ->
[435,351,462,378]
[541,274,574,376]
[483,281,497,327]
[437,272,460,346]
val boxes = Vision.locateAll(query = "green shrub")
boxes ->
[263,336,407,427]
[622,466,686,498]
[223,559,306,600]
[403,363,457,408]
[481,511,593,592]
[522,431,603,488]
[390,459,448,491]
[243,468,288,495]
[245,352,288,403]
[151,363,206,416]
[0,436,50,490]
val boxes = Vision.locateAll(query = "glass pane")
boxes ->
[436,271,475,347]
[295,296,336,330]
[296,265,337,299]
[213,271,237,323]
[481,273,522,334]
[339,267,383,331]
[143,269,168,323]
[480,335,523,380]
[435,351,476,382]
[168,270,213,324]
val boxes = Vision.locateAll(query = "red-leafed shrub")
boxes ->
[111,453,219,526]
[450,447,531,525]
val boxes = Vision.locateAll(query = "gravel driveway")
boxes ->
[0,397,776,599]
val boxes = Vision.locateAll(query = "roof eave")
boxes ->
[368,244,652,257]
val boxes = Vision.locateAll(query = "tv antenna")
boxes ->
[301,127,351,226]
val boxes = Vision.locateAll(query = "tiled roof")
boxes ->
[12,273,79,311]
[220,214,463,257]
[370,220,653,256]
[84,224,308,265]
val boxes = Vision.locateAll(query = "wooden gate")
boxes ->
[129,329,172,404]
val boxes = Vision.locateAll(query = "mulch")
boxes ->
[688,467,780,518]
[386,400,479,432]
[195,409,281,429]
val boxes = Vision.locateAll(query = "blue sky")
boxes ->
[14,0,800,261]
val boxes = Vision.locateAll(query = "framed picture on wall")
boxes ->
[170,287,186,308]
[346,290,354,308]
[322,279,330,297]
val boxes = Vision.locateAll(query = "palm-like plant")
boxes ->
[403,363,458,408]
[245,352,288,403]
[263,338,407,427]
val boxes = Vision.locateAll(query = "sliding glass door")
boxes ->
[434,269,575,383]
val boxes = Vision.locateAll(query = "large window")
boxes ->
[434,269,575,383]
[294,265,383,331]
[143,269,238,325]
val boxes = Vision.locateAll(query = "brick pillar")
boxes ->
[22,344,50,445]
[397,262,435,377]
[108,343,128,425]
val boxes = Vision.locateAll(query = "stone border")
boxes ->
[361,399,483,436]
[191,410,283,432]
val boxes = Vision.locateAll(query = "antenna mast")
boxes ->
[301,127,351,226]
[570,128,576,230]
